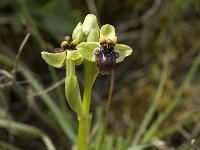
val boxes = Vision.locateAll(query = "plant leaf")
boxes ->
[41,51,66,68]
[77,42,100,62]
[114,44,133,63]
[65,75,85,119]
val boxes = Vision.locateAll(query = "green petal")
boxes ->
[66,50,83,65]
[100,24,116,40]
[72,22,82,40]
[87,28,100,42]
[41,51,66,68]
[77,42,100,62]
[75,57,84,65]
[66,50,82,60]
[114,44,133,63]
[82,14,99,36]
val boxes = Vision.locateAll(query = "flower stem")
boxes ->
[66,59,75,76]
[83,74,92,115]
[78,118,88,150]
[78,60,98,150]
[77,70,91,150]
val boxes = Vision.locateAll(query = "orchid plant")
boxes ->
[41,14,133,150]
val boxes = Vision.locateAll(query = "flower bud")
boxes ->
[72,22,87,42]
[76,29,87,42]
[72,22,82,40]
[82,14,99,36]
[87,28,100,42]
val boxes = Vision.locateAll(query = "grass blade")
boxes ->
[102,135,114,150]
[0,118,55,150]
[0,52,77,143]
[141,50,200,143]
[132,58,169,145]
[116,136,125,150]
[0,140,22,150]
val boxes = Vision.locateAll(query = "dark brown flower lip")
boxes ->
[100,39,115,55]
[94,39,120,75]
[97,52,116,75]
[52,48,64,53]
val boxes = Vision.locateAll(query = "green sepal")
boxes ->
[65,75,85,119]
[114,44,133,63]
[100,24,116,40]
[41,51,66,68]
[87,28,100,42]
[77,42,100,62]
[82,14,99,36]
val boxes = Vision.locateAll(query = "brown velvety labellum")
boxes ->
[97,52,116,75]
[53,48,64,53]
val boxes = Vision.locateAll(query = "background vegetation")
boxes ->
[0,0,200,149]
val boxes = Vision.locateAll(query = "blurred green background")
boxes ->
[0,0,200,149]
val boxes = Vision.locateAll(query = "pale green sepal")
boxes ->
[82,14,99,36]
[72,22,82,40]
[87,28,100,42]
[65,75,85,119]
[77,42,100,62]
[41,51,66,68]
[100,24,116,40]
[114,44,133,63]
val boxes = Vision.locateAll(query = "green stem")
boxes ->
[78,118,88,150]
[77,78,91,150]
[83,75,92,115]
[77,69,91,150]
[65,59,93,150]
[78,60,97,150]
[66,59,75,76]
